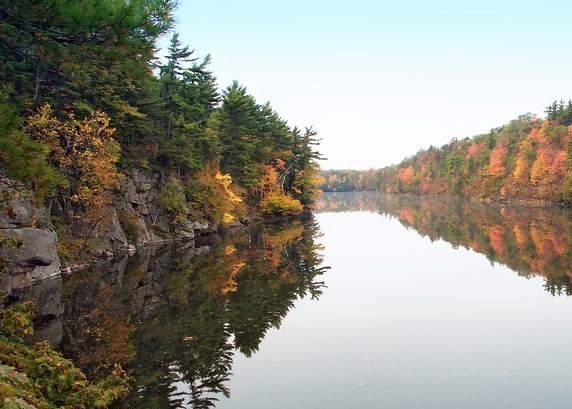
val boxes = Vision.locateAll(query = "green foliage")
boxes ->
[319,169,381,192]
[158,179,188,223]
[0,0,325,260]
[545,99,572,125]
[0,0,175,136]
[0,301,128,408]
[0,301,35,342]
[0,95,66,203]
[156,33,221,175]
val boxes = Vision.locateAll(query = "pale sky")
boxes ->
[164,0,572,169]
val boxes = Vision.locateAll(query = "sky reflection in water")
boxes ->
[220,193,572,409]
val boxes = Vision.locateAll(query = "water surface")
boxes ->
[220,192,572,409]
[27,192,572,408]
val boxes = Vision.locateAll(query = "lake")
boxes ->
[218,192,572,409]
[30,192,572,408]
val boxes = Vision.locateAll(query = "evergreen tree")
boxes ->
[218,82,260,187]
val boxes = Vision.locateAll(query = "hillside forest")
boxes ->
[320,100,572,204]
[0,0,323,255]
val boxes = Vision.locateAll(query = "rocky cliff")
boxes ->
[0,169,218,300]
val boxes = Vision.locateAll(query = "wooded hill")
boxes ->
[321,101,572,203]
[0,0,322,257]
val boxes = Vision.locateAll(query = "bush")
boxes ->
[0,301,129,408]
[260,193,303,216]
[185,169,244,224]
[0,100,66,204]
[158,179,188,223]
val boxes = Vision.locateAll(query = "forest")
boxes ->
[0,1,323,406]
[321,100,572,203]
[0,0,323,252]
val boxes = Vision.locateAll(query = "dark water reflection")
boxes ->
[46,216,327,408]
[317,192,572,296]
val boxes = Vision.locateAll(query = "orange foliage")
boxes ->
[469,240,482,252]
[466,142,485,158]
[26,104,120,229]
[488,142,507,177]
[528,127,544,144]
[489,225,506,257]
[529,224,551,261]
[398,166,415,184]
[398,208,415,225]
[261,222,304,272]
[550,149,566,181]
[259,164,280,197]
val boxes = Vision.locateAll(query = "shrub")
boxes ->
[260,193,303,216]
[0,99,66,204]
[185,169,244,224]
[158,179,188,223]
[0,301,129,408]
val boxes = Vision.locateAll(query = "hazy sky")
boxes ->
[166,0,572,169]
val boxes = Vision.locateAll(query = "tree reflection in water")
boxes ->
[317,191,572,295]
[56,215,328,408]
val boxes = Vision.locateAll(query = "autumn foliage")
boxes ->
[25,104,120,231]
[376,106,572,203]
[320,193,572,295]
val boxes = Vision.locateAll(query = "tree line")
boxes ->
[321,100,572,202]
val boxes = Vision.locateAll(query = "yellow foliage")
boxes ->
[260,193,303,216]
[187,168,244,224]
[25,104,120,229]
[223,245,237,255]
[215,171,242,204]
[221,261,246,294]
[262,222,304,249]
[222,212,236,224]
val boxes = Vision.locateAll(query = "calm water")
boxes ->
[219,193,572,409]
[28,193,572,408]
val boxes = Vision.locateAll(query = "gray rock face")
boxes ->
[94,206,133,256]
[121,169,163,244]
[175,219,195,240]
[120,169,214,245]
[0,197,46,229]
[0,228,61,292]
